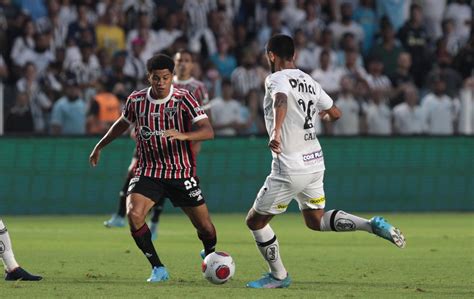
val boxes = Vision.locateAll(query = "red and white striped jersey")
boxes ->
[122,86,208,179]
[173,76,209,107]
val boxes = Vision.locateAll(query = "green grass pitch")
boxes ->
[1,213,473,298]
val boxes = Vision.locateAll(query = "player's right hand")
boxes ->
[89,148,101,167]
[268,130,282,154]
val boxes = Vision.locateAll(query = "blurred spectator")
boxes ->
[333,76,361,135]
[397,4,432,87]
[353,0,377,55]
[311,49,344,97]
[95,5,125,57]
[444,0,472,42]
[389,52,414,107]
[441,19,463,56]
[14,32,55,74]
[421,0,446,40]
[16,0,47,21]
[458,77,474,135]
[184,0,217,56]
[294,29,316,73]
[393,84,425,135]
[209,37,237,79]
[421,77,460,135]
[10,19,36,66]
[66,4,96,47]
[50,73,86,135]
[376,0,410,32]
[280,0,306,31]
[369,22,403,77]
[329,2,364,46]
[312,28,338,68]
[4,92,34,133]
[240,89,266,135]
[16,62,51,133]
[364,89,392,135]
[105,50,135,93]
[126,12,158,62]
[67,42,101,91]
[426,39,463,98]
[155,13,182,53]
[366,58,392,95]
[300,1,325,42]
[35,0,67,50]
[86,82,121,134]
[231,49,266,100]
[122,0,156,30]
[452,36,474,80]
[58,0,77,28]
[257,8,291,49]
[336,32,363,67]
[210,79,245,136]
[341,49,368,82]
[123,37,146,85]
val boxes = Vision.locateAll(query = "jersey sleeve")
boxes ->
[122,95,136,124]
[182,92,208,124]
[267,73,291,98]
[316,85,334,111]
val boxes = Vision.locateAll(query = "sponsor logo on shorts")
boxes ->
[276,204,288,209]
[265,245,278,262]
[302,150,323,162]
[140,126,165,140]
[188,189,202,198]
[335,218,356,231]
[309,196,325,205]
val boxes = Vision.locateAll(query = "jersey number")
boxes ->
[298,99,315,129]
[184,177,198,190]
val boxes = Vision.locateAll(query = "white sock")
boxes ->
[0,219,20,271]
[320,210,373,233]
[251,225,287,280]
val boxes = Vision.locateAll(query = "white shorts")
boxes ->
[252,171,326,215]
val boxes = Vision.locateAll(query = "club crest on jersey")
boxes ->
[164,107,177,118]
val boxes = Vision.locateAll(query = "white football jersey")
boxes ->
[263,68,334,175]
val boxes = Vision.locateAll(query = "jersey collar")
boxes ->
[147,86,174,104]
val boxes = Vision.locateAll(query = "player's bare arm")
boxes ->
[319,104,342,122]
[164,118,214,141]
[89,117,130,167]
[269,92,288,154]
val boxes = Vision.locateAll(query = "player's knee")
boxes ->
[245,215,262,230]
[127,208,145,224]
[305,220,321,231]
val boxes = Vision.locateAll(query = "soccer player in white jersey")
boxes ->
[1,218,42,281]
[245,35,406,289]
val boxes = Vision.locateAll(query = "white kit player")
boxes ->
[245,35,406,289]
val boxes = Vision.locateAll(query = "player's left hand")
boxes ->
[164,129,188,141]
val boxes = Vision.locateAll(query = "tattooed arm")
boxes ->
[269,92,288,154]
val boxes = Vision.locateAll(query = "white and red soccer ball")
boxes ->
[201,251,235,284]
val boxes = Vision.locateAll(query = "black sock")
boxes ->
[117,177,130,217]
[151,198,165,223]
[131,224,163,268]
[198,231,217,256]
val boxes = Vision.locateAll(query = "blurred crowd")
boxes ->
[0,0,473,136]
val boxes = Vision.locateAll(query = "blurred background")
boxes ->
[0,0,472,215]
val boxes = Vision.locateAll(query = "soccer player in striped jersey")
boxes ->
[245,35,405,289]
[1,218,42,281]
[103,49,211,240]
[90,54,216,282]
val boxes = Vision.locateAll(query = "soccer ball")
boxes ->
[201,251,235,284]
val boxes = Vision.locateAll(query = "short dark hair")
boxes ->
[266,34,294,60]
[146,54,175,73]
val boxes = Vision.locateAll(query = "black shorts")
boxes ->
[127,176,205,207]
